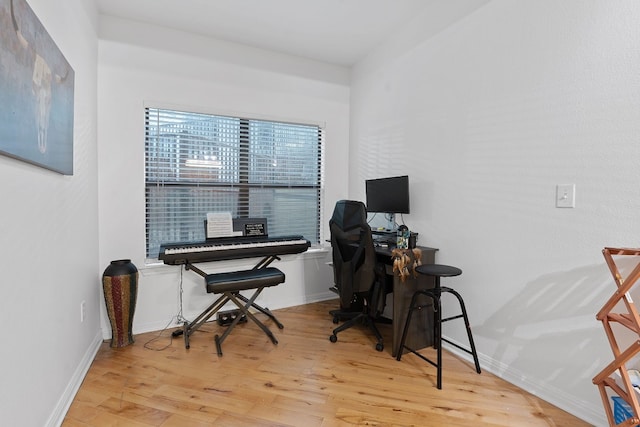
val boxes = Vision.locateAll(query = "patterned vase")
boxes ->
[102,259,138,348]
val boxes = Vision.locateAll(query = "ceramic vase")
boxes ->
[102,259,138,348]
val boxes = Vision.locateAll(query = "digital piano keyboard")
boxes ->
[158,235,310,265]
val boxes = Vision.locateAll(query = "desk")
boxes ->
[374,244,438,357]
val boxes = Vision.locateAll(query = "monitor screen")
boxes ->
[365,175,410,214]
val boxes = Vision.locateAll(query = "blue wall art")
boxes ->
[0,0,75,175]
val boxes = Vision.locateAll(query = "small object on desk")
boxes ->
[409,232,417,249]
[396,225,410,249]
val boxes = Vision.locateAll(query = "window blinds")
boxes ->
[145,107,323,259]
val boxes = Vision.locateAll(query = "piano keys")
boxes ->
[159,235,310,265]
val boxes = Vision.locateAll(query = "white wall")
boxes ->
[0,0,100,426]
[97,16,348,337]
[351,1,640,425]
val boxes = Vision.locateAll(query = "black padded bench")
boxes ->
[176,267,285,356]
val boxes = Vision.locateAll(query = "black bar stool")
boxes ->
[396,263,481,389]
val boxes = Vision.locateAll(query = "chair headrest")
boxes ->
[330,200,367,231]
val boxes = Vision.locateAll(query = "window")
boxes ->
[145,107,323,259]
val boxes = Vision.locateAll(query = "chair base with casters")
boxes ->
[396,264,481,389]
[329,293,364,324]
[329,303,385,352]
[329,270,388,352]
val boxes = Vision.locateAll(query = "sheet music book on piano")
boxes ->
[206,212,239,239]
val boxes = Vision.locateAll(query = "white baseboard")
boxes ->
[46,330,103,427]
[443,338,606,426]
[273,291,336,309]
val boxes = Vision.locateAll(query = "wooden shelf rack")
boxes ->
[594,247,640,427]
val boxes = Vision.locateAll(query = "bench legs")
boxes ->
[173,287,284,356]
[172,294,228,349]
[234,292,284,330]
[215,287,282,356]
[173,266,285,356]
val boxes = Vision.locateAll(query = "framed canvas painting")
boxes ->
[0,0,75,175]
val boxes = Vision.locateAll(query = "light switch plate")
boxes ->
[556,184,575,208]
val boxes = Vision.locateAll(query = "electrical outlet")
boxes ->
[80,300,86,323]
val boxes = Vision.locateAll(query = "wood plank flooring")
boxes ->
[64,300,589,426]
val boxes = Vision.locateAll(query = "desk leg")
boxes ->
[392,273,435,357]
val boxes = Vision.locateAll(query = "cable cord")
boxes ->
[143,265,191,351]
[176,265,189,324]
[142,316,176,351]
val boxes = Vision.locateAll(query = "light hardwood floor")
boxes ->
[64,300,590,426]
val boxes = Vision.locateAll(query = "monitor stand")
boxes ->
[386,213,396,233]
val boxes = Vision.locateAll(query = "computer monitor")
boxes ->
[365,175,410,231]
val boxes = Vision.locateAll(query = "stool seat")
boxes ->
[416,264,461,278]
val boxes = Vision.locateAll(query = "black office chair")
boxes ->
[328,200,387,351]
